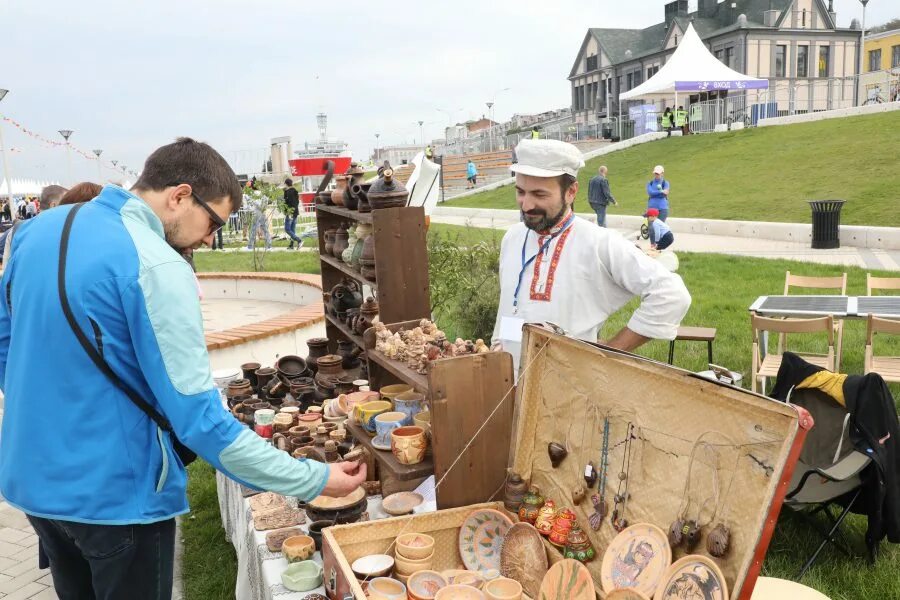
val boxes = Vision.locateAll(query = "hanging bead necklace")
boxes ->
[589,416,610,531]
[611,422,634,532]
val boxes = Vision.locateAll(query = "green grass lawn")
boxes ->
[445,111,900,226]
[187,234,900,600]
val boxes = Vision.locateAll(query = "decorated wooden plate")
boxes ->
[607,588,652,600]
[382,491,425,516]
[653,554,728,600]
[499,522,548,599]
[537,558,595,600]
[458,508,514,573]
[600,523,672,597]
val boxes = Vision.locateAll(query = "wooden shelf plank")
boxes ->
[325,314,365,349]
[315,204,373,223]
[319,255,378,291]
[345,420,433,481]
[366,348,429,393]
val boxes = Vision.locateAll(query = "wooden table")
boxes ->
[749,295,900,318]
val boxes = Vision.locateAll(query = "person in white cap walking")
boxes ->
[491,139,690,369]
[647,165,670,221]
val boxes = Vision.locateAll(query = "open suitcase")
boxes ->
[323,325,812,599]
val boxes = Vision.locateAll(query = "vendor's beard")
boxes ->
[522,201,569,232]
[164,221,186,253]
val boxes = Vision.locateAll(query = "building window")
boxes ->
[802,8,807,27]
[714,49,723,62]
[626,73,633,90]
[868,49,881,72]
[775,45,786,77]
[724,47,734,68]
[797,45,808,78]
[818,46,830,77]
[586,55,598,71]
[893,45,900,68]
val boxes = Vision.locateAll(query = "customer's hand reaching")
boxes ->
[321,461,367,498]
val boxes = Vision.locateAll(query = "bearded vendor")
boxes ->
[491,139,691,370]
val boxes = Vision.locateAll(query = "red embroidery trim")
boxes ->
[529,227,573,302]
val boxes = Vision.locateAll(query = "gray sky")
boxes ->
[0,0,894,184]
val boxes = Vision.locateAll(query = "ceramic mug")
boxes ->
[393,391,425,425]
[345,391,380,422]
[272,433,291,452]
[279,405,301,424]
[367,577,407,600]
[391,426,428,465]
[273,413,294,433]
[281,560,323,592]
[354,400,392,435]
[373,412,406,447]
[413,410,431,434]
[288,425,311,441]
[282,535,315,563]
[379,383,413,406]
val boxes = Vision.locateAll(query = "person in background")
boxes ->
[24,198,36,219]
[646,208,674,250]
[1,201,9,222]
[247,190,272,250]
[675,106,688,135]
[646,165,670,221]
[531,126,541,139]
[425,145,434,161]
[283,178,302,250]
[59,182,102,206]
[587,165,617,227]
[662,107,674,137]
[466,159,478,189]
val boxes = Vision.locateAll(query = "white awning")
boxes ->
[620,22,768,101]
[0,178,62,198]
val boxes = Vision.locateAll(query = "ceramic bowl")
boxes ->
[351,554,395,580]
[379,383,414,405]
[394,550,435,576]
[367,576,407,600]
[354,400,392,434]
[434,584,486,600]
[483,577,522,600]
[449,571,485,590]
[280,560,323,592]
[408,570,448,600]
[383,492,426,518]
[282,535,315,563]
[395,531,434,560]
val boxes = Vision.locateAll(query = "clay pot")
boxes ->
[534,500,557,536]
[503,472,529,512]
[337,340,362,369]
[227,379,253,400]
[307,520,334,552]
[277,355,309,379]
[331,175,350,207]
[305,338,329,375]
[332,223,350,260]
[563,523,596,563]
[518,486,544,525]
[367,168,409,209]
[254,367,276,391]
[229,394,251,410]
[330,280,363,313]
[241,362,261,390]
[341,224,358,263]
[324,228,337,255]
[359,234,375,267]
[548,509,577,548]
[547,442,568,468]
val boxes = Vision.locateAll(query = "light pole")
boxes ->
[418,120,424,146]
[857,0,870,106]
[485,102,494,151]
[58,129,74,185]
[92,149,103,183]
[0,89,14,212]
[374,133,380,162]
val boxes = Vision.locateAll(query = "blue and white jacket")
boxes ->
[0,186,329,525]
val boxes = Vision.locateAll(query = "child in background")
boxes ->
[645,208,674,250]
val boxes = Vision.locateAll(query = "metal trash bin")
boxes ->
[808,200,845,249]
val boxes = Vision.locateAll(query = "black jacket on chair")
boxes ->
[771,352,900,555]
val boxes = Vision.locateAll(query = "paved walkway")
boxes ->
[430,210,900,271]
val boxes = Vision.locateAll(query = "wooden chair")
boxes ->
[667,326,717,366]
[782,271,847,371]
[752,313,835,393]
[866,274,900,295]
[864,316,900,383]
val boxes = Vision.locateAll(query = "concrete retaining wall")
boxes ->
[757,101,899,127]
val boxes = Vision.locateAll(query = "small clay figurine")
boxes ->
[563,523,596,563]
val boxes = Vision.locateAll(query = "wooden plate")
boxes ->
[600,523,672,597]
[382,491,424,516]
[607,588,652,600]
[653,554,728,600]
[538,558,595,600]
[499,522,548,599]
[458,508,513,573]
[307,486,365,510]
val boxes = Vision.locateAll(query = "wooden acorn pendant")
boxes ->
[548,442,568,468]
[668,518,685,547]
[571,485,586,505]
[683,520,702,552]
[707,522,731,558]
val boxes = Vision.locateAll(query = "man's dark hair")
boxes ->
[284,178,293,186]
[133,137,242,212]
[40,185,68,210]
[557,174,577,199]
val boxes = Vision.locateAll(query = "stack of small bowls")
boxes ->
[393,532,435,585]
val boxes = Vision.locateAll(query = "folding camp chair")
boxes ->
[781,385,873,579]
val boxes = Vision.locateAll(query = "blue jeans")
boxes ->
[591,203,608,227]
[284,215,302,246]
[248,213,271,249]
[27,515,175,600]
[658,208,669,222]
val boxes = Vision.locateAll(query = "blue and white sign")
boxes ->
[675,80,769,91]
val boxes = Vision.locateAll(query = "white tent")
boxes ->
[620,22,767,103]
[0,178,62,199]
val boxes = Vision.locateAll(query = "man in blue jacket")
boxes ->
[646,164,670,221]
[0,138,365,599]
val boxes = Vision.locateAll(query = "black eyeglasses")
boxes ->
[169,184,225,235]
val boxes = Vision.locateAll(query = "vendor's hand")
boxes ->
[321,461,367,498]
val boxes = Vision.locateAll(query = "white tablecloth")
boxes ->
[216,473,388,600]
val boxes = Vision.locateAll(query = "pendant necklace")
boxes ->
[708,442,741,558]
[611,422,634,532]
[669,439,719,552]
[589,416,610,531]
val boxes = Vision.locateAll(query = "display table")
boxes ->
[216,473,388,600]
[750,577,832,599]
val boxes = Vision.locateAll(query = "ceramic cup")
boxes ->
[394,391,425,426]
[413,410,431,435]
[279,405,301,422]
[379,383,414,406]
[281,535,315,563]
[352,379,368,391]
[435,584,486,600]
[254,409,276,438]
[273,413,294,433]
[281,560,323,592]
[354,400,393,435]
[483,577,522,600]
[367,577,407,600]
[345,391,380,422]
[391,426,428,465]
[372,412,406,448]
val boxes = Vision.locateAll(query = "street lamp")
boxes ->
[92,149,103,182]
[418,120,424,146]
[374,133,380,161]
[58,129,74,186]
[857,0,870,106]
[486,88,511,152]
[0,89,14,212]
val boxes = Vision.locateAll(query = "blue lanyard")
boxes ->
[513,214,575,311]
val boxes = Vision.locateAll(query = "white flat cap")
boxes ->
[653,165,665,174]
[510,139,585,178]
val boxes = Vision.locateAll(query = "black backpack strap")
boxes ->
[57,203,174,434]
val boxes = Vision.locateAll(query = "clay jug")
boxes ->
[241,362,261,390]
[331,175,350,207]
[341,224,358,264]
[367,168,408,209]
[359,234,375,268]
[323,228,336,256]
[305,338,329,375]
[337,340,361,369]
[332,223,349,260]
[503,472,529,512]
